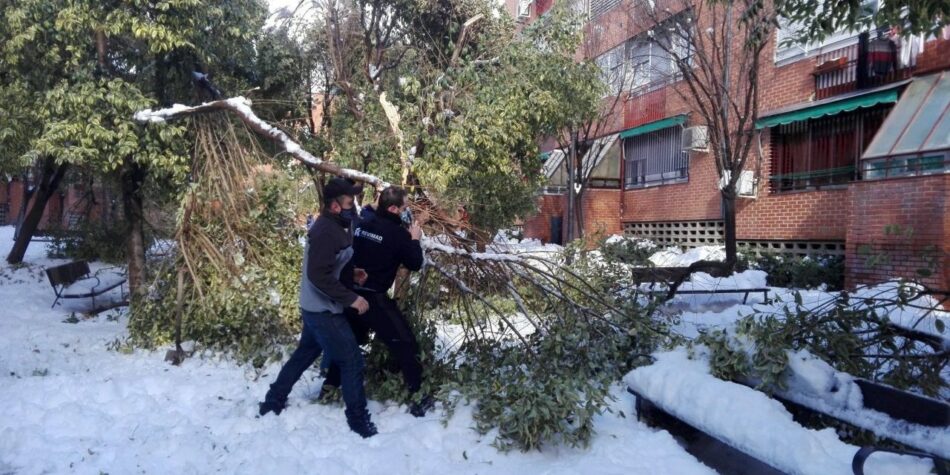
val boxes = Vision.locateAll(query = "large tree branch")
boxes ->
[133,97,392,189]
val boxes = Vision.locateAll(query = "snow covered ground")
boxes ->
[0,226,714,475]
[3,228,945,474]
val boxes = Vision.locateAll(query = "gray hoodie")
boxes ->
[299,210,358,314]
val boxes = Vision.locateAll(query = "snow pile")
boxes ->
[490,234,563,257]
[624,350,935,475]
[776,350,950,458]
[0,226,714,475]
[648,246,725,267]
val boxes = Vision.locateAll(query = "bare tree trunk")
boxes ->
[722,190,737,265]
[6,157,68,264]
[574,189,585,239]
[121,159,148,300]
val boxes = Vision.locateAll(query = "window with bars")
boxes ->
[590,0,620,20]
[769,104,891,192]
[624,126,689,188]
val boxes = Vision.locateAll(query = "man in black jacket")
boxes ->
[258,177,378,438]
[323,186,432,416]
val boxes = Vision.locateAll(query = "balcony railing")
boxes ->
[813,33,915,99]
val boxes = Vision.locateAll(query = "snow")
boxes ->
[134,98,392,190]
[777,350,950,458]
[0,226,714,475]
[648,245,725,267]
[624,349,936,475]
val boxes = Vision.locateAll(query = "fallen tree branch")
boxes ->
[134,96,392,189]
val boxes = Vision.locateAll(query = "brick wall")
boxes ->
[0,179,111,230]
[622,149,722,222]
[846,174,950,290]
[735,132,851,241]
[915,37,950,75]
[580,188,622,237]
[523,194,566,243]
[522,189,623,242]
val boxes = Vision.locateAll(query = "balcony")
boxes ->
[813,32,916,100]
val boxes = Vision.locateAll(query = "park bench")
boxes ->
[45,260,127,310]
[630,266,770,304]
[627,373,949,475]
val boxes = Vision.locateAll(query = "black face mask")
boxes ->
[340,207,357,222]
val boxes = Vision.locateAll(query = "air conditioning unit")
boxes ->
[517,0,532,19]
[737,170,757,198]
[682,125,709,152]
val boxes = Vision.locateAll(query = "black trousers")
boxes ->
[326,291,423,394]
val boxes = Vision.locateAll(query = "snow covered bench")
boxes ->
[630,267,770,304]
[625,350,946,475]
[45,261,127,310]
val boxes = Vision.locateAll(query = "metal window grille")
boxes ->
[624,126,688,188]
[769,105,890,192]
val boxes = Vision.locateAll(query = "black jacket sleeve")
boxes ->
[398,231,424,272]
[307,233,358,307]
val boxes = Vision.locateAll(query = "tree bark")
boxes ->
[6,157,69,264]
[121,159,148,301]
[722,189,738,266]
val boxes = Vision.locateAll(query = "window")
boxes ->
[863,153,950,180]
[626,19,691,95]
[769,104,890,192]
[586,137,622,187]
[590,0,620,20]
[542,151,568,194]
[624,126,688,188]
[774,0,879,63]
[596,45,626,96]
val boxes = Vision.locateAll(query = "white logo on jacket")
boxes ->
[355,227,384,243]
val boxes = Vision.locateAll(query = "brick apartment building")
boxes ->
[506,0,950,290]
[0,178,116,233]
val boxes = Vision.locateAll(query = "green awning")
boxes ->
[756,89,899,129]
[619,115,687,139]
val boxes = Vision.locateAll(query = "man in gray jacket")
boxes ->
[259,177,377,438]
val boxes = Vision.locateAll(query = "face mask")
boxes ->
[400,208,413,225]
[340,207,357,222]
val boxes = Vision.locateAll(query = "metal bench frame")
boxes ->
[631,267,770,304]
[45,260,127,309]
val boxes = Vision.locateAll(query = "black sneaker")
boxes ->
[347,413,378,438]
[259,400,285,416]
[409,395,435,418]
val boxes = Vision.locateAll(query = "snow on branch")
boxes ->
[134,97,392,189]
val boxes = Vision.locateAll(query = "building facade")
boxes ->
[508,0,950,290]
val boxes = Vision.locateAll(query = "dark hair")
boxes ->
[378,186,407,211]
[322,177,360,207]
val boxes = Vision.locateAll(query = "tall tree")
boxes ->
[306,0,603,238]
[555,6,627,241]
[632,0,776,270]
[0,0,271,297]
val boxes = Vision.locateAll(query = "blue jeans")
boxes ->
[265,309,368,421]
